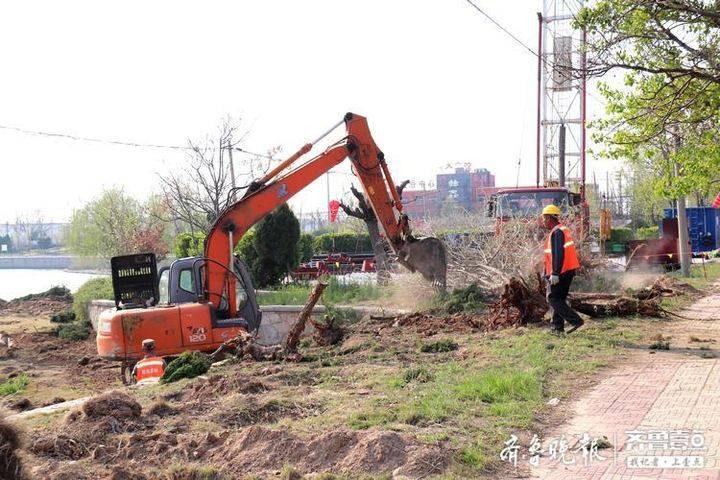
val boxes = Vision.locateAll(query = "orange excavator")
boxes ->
[96,113,447,379]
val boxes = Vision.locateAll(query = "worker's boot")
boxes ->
[566,318,584,334]
[549,326,565,337]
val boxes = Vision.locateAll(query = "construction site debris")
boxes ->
[488,275,549,325]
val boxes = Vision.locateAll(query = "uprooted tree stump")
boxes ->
[210,280,329,363]
[284,280,328,358]
[310,314,345,346]
[488,274,549,326]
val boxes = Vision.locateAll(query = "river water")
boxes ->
[0,269,107,300]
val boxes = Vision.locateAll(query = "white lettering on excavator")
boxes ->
[189,327,207,343]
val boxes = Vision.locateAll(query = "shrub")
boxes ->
[399,367,434,386]
[50,310,76,323]
[174,232,206,258]
[636,225,660,240]
[235,229,258,266]
[610,227,633,243]
[73,277,114,324]
[313,233,372,253]
[161,351,211,383]
[15,286,71,302]
[57,322,91,341]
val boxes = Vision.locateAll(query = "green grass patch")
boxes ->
[0,375,29,396]
[392,367,434,388]
[670,262,720,291]
[258,277,383,305]
[347,320,643,470]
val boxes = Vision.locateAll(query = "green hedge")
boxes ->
[609,228,633,243]
[73,277,114,324]
[299,233,314,262]
[313,233,372,253]
[636,225,660,240]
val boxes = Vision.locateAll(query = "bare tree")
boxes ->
[339,180,409,283]
[158,117,276,234]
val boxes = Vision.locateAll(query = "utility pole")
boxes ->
[674,132,691,276]
[326,172,331,224]
[227,138,237,202]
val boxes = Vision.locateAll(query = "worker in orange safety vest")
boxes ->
[131,339,166,384]
[541,205,584,335]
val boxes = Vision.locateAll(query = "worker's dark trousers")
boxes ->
[547,271,583,331]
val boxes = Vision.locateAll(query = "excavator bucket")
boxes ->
[397,237,448,291]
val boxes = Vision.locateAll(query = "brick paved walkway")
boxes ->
[529,291,720,480]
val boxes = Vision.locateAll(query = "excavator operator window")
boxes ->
[158,269,169,304]
[235,275,249,311]
[179,269,195,293]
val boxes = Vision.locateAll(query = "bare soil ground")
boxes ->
[0,277,698,479]
[0,297,119,412]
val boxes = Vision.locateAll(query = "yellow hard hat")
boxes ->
[542,204,561,216]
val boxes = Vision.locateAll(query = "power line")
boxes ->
[0,123,279,160]
[463,0,606,107]
[463,0,538,57]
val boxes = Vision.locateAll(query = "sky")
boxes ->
[0,0,616,223]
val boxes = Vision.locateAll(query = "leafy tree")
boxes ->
[0,234,12,253]
[579,1,720,102]
[580,1,720,274]
[298,233,315,263]
[235,229,258,269]
[249,204,300,287]
[174,232,206,258]
[67,188,169,259]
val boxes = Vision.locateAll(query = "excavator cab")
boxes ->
[156,255,261,332]
[97,253,261,365]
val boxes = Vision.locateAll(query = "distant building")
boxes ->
[403,167,499,218]
[1,222,67,251]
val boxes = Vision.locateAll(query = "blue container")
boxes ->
[664,207,720,252]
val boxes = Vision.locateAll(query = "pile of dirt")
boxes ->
[188,373,270,397]
[31,391,144,461]
[207,425,449,478]
[391,312,483,336]
[0,418,25,479]
[83,391,141,418]
[0,286,72,317]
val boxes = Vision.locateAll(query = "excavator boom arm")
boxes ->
[204,113,430,316]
